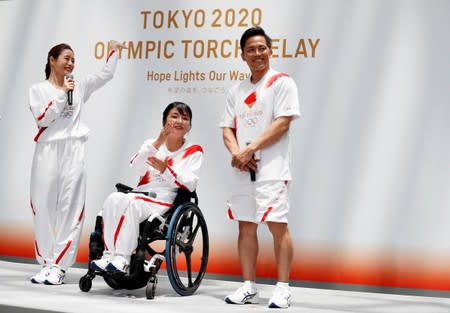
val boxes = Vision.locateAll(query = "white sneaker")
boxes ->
[105,255,130,274]
[268,285,291,308]
[44,265,66,285]
[225,285,259,305]
[31,266,50,284]
[91,251,113,272]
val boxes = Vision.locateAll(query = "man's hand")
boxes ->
[231,146,258,172]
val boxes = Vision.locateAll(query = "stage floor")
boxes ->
[0,260,449,313]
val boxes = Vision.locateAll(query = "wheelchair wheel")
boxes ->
[79,274,92,292]
[165,202,209,296]
[146,276,158,299]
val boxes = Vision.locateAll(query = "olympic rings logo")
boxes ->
[245,117,258,127]
[60,108,74,119]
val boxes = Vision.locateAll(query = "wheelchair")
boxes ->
[79,183,209,299]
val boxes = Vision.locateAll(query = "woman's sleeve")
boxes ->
[129,139,158,174]
[81,49,119,103]
[162,147,204,192]
[29,85,66,127]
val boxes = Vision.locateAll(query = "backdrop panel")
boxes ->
[1,0,449,290]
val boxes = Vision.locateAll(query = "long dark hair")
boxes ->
[162,101,192,127]
[45,43,73,79]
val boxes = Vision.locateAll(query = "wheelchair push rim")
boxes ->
[165,202,209,296]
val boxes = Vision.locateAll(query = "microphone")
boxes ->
[65,74,74,106]
[246,141,256,182]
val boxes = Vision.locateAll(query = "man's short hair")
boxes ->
[240,26,272,52]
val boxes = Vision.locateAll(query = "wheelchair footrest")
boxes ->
[144,254,165,273]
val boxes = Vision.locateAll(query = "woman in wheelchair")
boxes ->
[91,101,203,274]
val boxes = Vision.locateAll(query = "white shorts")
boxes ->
[226,180,290,223]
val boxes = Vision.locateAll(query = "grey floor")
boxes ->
[0,261,449,313]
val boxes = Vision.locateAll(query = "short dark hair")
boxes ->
[45,43,73,79]
[240,26,272,52]
[162,101,192,126]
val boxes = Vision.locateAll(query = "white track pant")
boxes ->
[101,192,171,257]
[30,138,86,270]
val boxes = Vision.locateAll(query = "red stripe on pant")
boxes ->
[114,215,125,248]
[78,206,85,222]
[260,207,273,222]
[133,196,172,207]
[102,217,109,251]
[55,240,73,265]
[30,200,36,215]
[227,207,234,219]
[34,240,42,258]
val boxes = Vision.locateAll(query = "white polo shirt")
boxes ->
[220,68,300,183]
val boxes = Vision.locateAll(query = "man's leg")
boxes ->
[267,221,293,308]
[267,221,293,281]
[238,221,259,281]
[225,220,260,304]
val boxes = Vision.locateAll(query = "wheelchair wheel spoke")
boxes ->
[175,238,188,252]
[187,222,201,245]
[185,253,193,287]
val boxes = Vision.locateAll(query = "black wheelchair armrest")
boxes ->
[172,188,198,207]
[116,182,133,193]
[116,182,156,197]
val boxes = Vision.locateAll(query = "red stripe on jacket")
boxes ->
[34,127,47,142]
[265,73,289,88]
[182,145,203,159]
[166,165,192,192]
[107,49,116,62]
[244,91,257,108]
[37,101,53,121]
[137,171,150,186]
[129,153,138,165]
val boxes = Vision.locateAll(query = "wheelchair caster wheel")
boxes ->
[146,276,158,299]
[79,275,92,292]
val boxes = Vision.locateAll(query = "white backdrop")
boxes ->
[1,0,449,289]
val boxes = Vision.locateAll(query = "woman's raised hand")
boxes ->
[109,40,128,50]
[153,121,174,150]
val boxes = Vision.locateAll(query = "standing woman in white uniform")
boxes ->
[28,40,127,285]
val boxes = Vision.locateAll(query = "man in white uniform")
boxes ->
[220,27,300,308]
